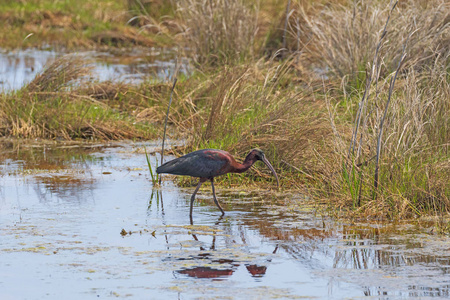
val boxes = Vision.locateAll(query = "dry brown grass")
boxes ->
[324,44,449,218]
[26,55,93,94]
[90,28,155,47]
[176,0,259,66]
[79,81,129,100]
[257,0,450,218]
[291,0,449,78]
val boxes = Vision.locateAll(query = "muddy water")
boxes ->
[0,141,449,299]
[0,48,190,91]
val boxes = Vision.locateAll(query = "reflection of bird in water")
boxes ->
[157,149,279,217]
[245,264,267,277]
[177,264,268,279]
[190,215,223,251]
[177,266,234,279]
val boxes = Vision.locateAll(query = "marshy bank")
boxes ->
[1,0,449,223]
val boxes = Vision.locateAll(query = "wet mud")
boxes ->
[0,141,449,299]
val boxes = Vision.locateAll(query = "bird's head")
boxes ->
[249,148,265,161]
[248,148,279,189]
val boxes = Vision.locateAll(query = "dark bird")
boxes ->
[156,148,279,217]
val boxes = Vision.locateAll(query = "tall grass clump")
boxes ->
[294,0,449,80]
[177,0,259,66]
[322,0,450,217]
[329,62,449,218]
[26,54,93,94]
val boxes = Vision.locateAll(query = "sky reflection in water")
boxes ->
[0,48,189,91]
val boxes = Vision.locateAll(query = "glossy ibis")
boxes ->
[156,149,279,216]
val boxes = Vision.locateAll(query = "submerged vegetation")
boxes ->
[0,0,449,220]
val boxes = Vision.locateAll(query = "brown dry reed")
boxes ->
[176,0,259,66]
[293,0,449,78]
[316,1,450,218]
[26,54,93,94]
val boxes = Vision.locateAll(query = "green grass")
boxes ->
[0,91,152,140]
[0,0,169,49]
[144,146,159,185]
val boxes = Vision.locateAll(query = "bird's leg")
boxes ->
[210,179,225,215]
[190,179,204,217]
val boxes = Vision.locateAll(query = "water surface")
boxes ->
[0,140,449,299]
[0,48,190,91]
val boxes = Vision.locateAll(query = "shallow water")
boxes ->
[0,141,449,299]
[0,48,190,91]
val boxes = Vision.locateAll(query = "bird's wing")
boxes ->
[156,150,230,178]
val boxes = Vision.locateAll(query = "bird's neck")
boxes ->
[234,154,257,173]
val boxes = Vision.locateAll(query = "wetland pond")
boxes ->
[0,48,190,91]
[1,141,449,299]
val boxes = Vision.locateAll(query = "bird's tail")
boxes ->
[156,159,179,174]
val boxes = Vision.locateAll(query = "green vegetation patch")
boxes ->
[0,0,169,49]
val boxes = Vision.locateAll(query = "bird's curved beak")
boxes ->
[261,156,280,189]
